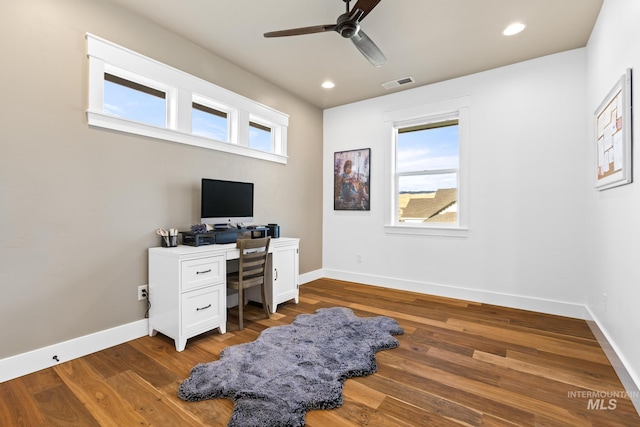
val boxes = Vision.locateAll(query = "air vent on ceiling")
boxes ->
[381,76,415,90]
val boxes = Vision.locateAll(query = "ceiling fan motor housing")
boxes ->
[336,11,361,38]
[340,22,359,38]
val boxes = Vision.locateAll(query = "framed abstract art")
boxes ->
[594,69,632,190]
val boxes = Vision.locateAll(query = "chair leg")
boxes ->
[260,284,271,319]
[238,286,244,331]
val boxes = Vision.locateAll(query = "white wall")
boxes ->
[323,49,590,318]
[586,0,640,394]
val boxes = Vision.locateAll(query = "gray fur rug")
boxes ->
[178,306,404,427]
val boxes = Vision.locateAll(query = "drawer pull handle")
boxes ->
[196,269,212,275]
[197,304,212,311]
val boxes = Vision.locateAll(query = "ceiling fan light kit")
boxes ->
[264,0,387,67]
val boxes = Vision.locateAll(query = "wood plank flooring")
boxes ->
[1,278,638,426]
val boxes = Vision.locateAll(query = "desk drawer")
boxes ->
[181,256,224,291]
[181,285,223,335]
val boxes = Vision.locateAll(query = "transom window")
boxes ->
[192,102,229,142]
[249,121,272,152]
[104,73,167,128]
[86,33,289,164]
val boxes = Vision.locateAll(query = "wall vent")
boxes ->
[381,76,415,90]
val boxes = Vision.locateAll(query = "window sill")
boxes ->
[87,111,288,164]
[384,224,469,238]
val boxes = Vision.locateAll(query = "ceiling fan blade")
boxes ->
[351,0,382,21]
[264,24,336,38]
[351,30,387,67]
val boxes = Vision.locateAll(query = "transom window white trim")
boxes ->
[383,96,470,237]
[249,116,280,152]
[86,33,289,164]
[192,94,235,143]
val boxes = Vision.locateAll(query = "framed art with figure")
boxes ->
[334,148,370,211]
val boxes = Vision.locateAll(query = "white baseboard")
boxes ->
[322,269,591,319]
[586,308,640,415]
[0,319,149,384]
[299,269,325,285]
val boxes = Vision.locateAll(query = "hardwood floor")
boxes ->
[1,278,638,426]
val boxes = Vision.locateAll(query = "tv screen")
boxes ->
[201,178,254,226]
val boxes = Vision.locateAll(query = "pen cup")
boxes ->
[161,235,178,247]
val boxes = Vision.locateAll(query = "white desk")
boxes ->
[148,237,299,351]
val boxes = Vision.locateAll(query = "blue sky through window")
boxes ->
[249,125,272,152]
[397,124,459,192]
[103,76,274,151]
[192,108,228,142]
[103,80,166,127]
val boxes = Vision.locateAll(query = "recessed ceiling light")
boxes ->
[321,81,335,89]
[503,22,526,36]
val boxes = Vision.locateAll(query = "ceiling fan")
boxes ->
[264,0,387,67]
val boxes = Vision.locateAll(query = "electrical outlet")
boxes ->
[602,293,607,312]
[356,253,363,263]
[138,285,148,301]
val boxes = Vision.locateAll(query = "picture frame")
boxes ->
[594,69,633,190]
[334,148,371,211]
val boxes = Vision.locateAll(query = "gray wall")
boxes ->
[0,0,323,359]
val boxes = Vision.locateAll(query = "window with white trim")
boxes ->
[397,117,459,223]
[103,73,167,128]
[384,97,469,237]
[249,120,272,152]
[86,33,289,164]
[191,101,229,142]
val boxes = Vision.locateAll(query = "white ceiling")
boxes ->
[107,0,603,109]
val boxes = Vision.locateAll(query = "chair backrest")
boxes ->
[236,237,271,288]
